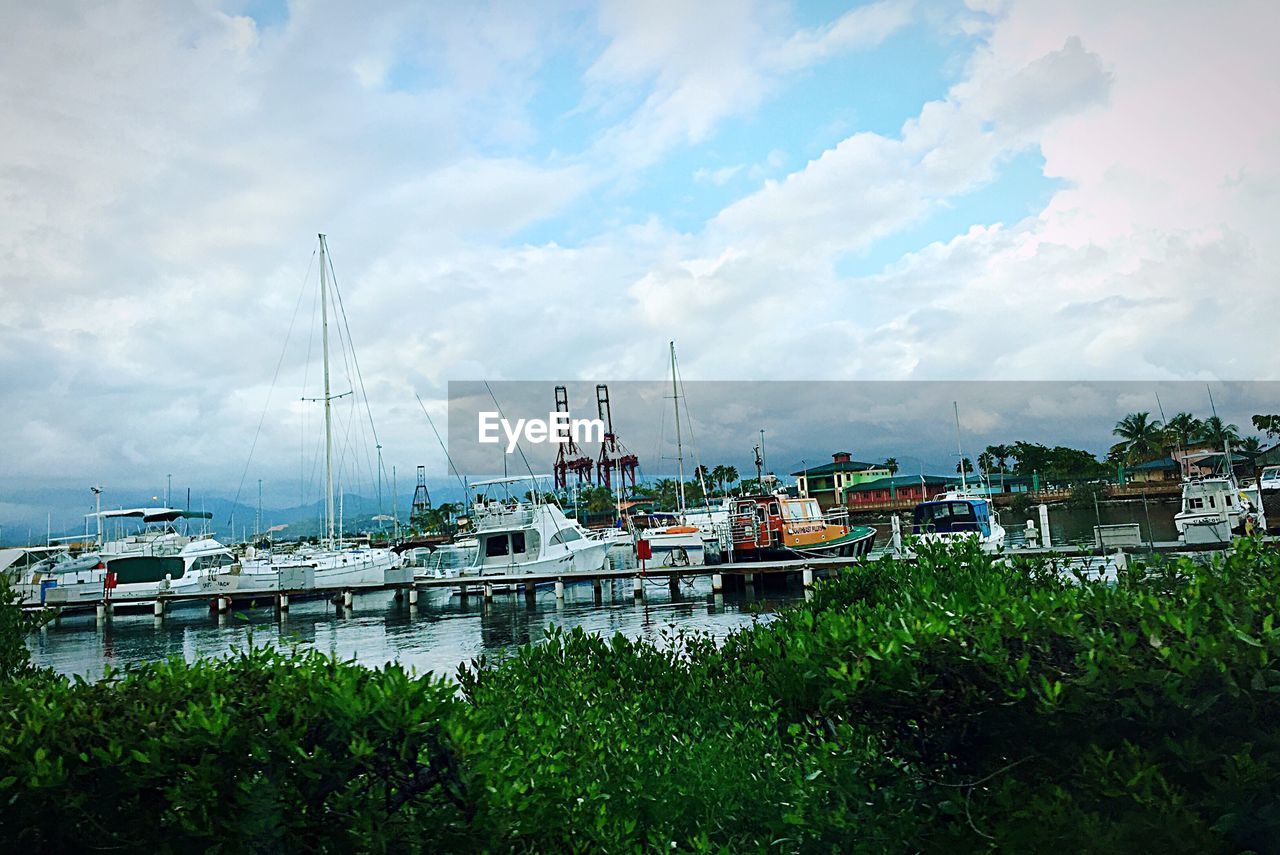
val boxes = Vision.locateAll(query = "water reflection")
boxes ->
[29,576,795,682]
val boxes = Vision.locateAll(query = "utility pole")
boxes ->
[166,473,172,506]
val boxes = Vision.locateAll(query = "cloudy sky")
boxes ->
[1,0,1277,530]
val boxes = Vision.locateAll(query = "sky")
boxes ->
[1,0,1277,534]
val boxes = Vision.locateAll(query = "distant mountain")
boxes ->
[0,484,470,546]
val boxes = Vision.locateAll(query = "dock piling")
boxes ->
[96,603,106,623]
[802,568,815,588]
[278,592,289,611]
[1038,504,1052,548]
[554,580,565,600]
[408,587,418,606]
[153,600,164,618]
[343,590,354,610]
[632,576,643,598]
[484,583,494,601]
[711,573,723,593]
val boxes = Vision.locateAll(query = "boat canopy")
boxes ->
[86,508,214,524]
[470,475,554,488]
[912,498,992,537]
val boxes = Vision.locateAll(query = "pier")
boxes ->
[26,537,1261,621]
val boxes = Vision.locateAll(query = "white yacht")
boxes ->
[91,508,237,609]
[460,476,612,582]
[1174,477,1248,545]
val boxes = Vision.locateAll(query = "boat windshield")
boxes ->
[783,500,823,522]
[912,501,990,536]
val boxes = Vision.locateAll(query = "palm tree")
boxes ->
[711,465,728,495]
[956,457,974,475]
[1163,412,1203,453]
[884,457,899,476]
[1198,416,1240,449]
[985,444,1011,492]
[1113,412,1164,463]
[977,451,995,476]
[723,466,739,494]
[1236,436,1263,457]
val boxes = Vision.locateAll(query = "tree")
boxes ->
[956,457,974,475]
[884,457,899,476]
[694,465,711,488]
[985,444,1011,492]
[1197,416,1240,449]
[1113,412,1164,463]
[977,451,995,476]
[1163,412,1203,453]
[723,466,739,494]
[1236,436,1263,457]
[710,465,727,495]
[1251,414,1280,441]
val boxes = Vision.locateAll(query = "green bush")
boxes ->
[3,542,1280,851]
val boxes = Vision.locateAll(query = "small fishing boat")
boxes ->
[729,494,875,560]
[1173,477,1249,545]
[911,491,1007,551]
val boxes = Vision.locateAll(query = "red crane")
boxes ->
[595,384,638,493]
[553,385,595,490]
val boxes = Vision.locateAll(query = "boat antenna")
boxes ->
[754,444,763,488]
[1207,384,1234,479]
[1154,390,1181,478]
[953,401,968,492]
[484,381,543,503]
[670,341,687,514]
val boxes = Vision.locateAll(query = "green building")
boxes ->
[793,452,892,510]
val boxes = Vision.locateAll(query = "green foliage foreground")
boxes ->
[4,540,1280,852]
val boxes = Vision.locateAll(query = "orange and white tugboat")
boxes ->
[729,494,875,560]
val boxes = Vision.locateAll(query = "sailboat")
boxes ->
[631,342,724,566]
[236,235,401,591]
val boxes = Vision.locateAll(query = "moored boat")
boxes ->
[730,494,874,560]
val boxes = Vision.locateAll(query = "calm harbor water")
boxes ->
[26,500,1183,681]
[27,575,801,682]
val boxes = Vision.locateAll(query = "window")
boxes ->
[550,528,583,546]
[484,535,509,557]
[511,532,526,554]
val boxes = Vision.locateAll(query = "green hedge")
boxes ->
[3,540,1280,851]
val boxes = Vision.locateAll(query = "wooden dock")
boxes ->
[27,537,1269,621]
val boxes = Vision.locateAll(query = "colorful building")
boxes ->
[793,452,892,509]
[843,474,956,508]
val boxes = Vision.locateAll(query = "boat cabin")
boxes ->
[731,495,835,553]
[912,498,993,538]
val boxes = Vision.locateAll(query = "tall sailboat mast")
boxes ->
[320,234,335,549]
[953,401,968,493]
[670,341,687,514]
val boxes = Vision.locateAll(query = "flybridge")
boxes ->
[477,412,605,454]
[85,508,214,523]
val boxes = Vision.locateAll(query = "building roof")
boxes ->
[1126,457,1179,472]
[792,460,887,477]
[844,474,956,493]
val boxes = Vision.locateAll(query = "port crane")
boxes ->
[553,385,596,490]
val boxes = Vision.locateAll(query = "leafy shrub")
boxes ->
[3,541,1280,851]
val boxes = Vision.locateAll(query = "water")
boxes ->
[27,575,801,682]
[25,501,1183,681]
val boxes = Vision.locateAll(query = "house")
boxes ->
[1124,457,1181,484]
[793,452,892,510]
[844,475,956,508]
